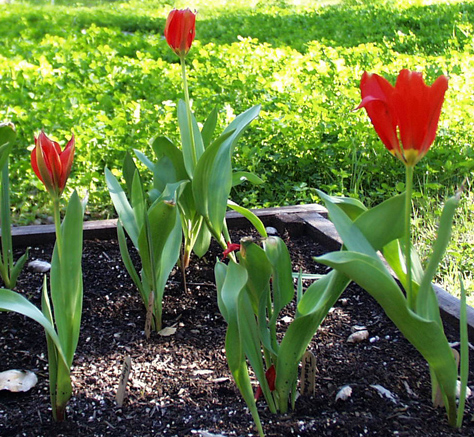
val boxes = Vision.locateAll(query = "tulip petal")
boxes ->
[422,75,449,157]
[357,72,400,157]
[59,135,75,192]
[393,70,448,165]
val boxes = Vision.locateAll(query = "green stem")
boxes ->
[1,160,13,277]
[405,165,414,309]
[180,55,197,167]
[52,197,62,261]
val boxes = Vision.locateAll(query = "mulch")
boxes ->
[1,226,473,436]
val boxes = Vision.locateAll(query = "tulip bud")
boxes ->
[164,8,196,58]
[31,131,75,198]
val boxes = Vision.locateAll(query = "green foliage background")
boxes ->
[0,0,473,297]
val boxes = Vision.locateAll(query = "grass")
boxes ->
[0,0,473,301]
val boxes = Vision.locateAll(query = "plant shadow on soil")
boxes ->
[1,225,474,436]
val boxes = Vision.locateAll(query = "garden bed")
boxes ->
[1,205,473,436]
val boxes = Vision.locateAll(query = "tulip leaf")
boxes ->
[131,170,146,233]
[232,171,264,187]
[123,151,138,195]
[117,220,147,303]
[0,288,66,365]
[192,219,212,258]
[238,241,272,314]
[50,191,84,367]
[264,237,294,322]
[383,239,424,290]
[105,167,139,248]
[227,200,267,238]
[215,260,264,436]
[316,189,367,220]
[0,123,15,171]
[133,148,155,172]
[177,99,205,177]
[192,130,234,236]
[276,270,350,412]
[193,105,260,236]
[417,193,459,320]
[353,192,406,249]
[201,106,218,148]
[316,249,458,424]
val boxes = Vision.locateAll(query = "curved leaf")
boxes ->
[0,288,66,365]
[227,200,268,238]
[105,167,139,248]
[316,250,458,423]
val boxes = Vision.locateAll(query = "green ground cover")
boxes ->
[0,0,473,299]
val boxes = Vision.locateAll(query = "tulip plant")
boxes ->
[105,158,183,334]
[139,9,264,270]
[215,237,351,436]
[0,131,85,421]
[108,7,267,329]
[316,69,468,427]
[0,123,28,288]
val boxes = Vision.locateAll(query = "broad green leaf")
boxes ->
[239,290,277,413]
[133,148,155,172]
[215,261,229,320]
[318,190,406,252]
[383,239,424,289]
[123,151,138,195]
[192,130,234,236]
[117,221,147,303]
[105,167,139,248]
[264,237,294,322]
[354,193,406,249]
[201,106,218,148]
[316,189,367,220]
[138,200,178,287]
[276,270,350,413]
[149,136,194,217]
[153,202,182,300]
[215,260,248,354]
[238,240,272,313]
[178,99,205,177]
[50,191,84,366]
[316,250,458,424]
[317,190,381,258]
[417,194,459,320]
[214,260,263,435]
[192,218,212,258]
[131,170,146,233]
[232,171,264,187]
[149,137,186,187]
[0,288,66,365]
[227,200,268,238]
[193,105,260,236]
[222,105,261,148]
[0,123,15,171]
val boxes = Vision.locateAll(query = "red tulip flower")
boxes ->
[31,131,75,198]
[356,69,448,167]
[164,9,196,58]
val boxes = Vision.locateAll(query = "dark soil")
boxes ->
[1,226,474,436]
